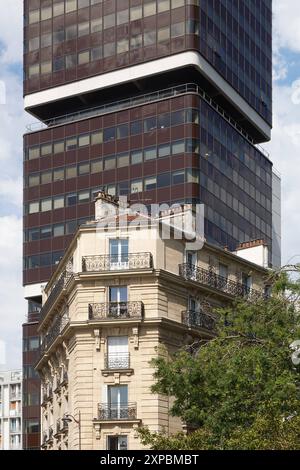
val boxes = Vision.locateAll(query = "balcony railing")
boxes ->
[82,253,153,272]
[179,264,264,299]
[104,353,130,370]
[41,311,69,353]
[97,403,137,421]
[40,270,73,323]
[24,82,269,159]
[89,302,144,321]
[182,310,216,331]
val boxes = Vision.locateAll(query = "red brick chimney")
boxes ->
[236,239,267,251]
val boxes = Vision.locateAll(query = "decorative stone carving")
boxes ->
[114,373,120,385]
[94,329,101,351]
[131,327,139,350]
[94,423,101,440]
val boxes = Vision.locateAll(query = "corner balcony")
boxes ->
[89,301,144,321]
[179,264,264,299]
[40,270,73,323]
[182,310,216,332]
[82,253,153,272]
[97,403,137,421]
[41,311,69,354]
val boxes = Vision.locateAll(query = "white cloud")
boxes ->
[0,215,25,371]
[0,0,23,65]
[273,0,300,54]
[265,81,300,265]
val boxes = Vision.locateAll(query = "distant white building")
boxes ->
[0,371,22,450]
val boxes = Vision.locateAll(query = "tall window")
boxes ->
[107,336,129,369]
[219,263,229,288]
[109,239,129,269]
[242,273,252,292]
[109,287,128,317]
[107,385,128,419]
[186,251,197,280]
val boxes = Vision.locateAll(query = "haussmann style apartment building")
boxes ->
[35,193,271,450]
[22,0,280,449]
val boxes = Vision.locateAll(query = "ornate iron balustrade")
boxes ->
[179,264,264,299]
[40,270,73,323]
[97,403,137,421]
[89,302,144,321]
[82,253,153,272]
[41,311,69,353]
[182,310,216,331]
[104,353,130,370]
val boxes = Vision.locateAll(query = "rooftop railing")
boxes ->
[25,82,269,159]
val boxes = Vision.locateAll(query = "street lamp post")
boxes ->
[63,411,81,450]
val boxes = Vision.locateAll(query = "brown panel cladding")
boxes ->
[24,1,272,125]
[23,93,202,284]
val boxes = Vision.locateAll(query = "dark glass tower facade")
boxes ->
[22,0,274,449]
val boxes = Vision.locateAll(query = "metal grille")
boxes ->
[179,263,264,299]
[98,403,137,421]
[82,253,153,272]
[89,302,143,320]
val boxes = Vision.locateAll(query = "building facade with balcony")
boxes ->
[0,371,22,450]
[23,0,278,448]
[35,193,269,450]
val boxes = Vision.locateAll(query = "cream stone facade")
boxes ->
[35,193,269,450]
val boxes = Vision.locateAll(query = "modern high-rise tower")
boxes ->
[22,0,277,449]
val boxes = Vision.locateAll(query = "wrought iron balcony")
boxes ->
[40,270,73,323]
[82,253,153,272]
[104,353,130,370]
[89,301,144,321]
[97,403,137,421]
[179,264,264,299]
[182,310,216,331]
[41,311,69,353]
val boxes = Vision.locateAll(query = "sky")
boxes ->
[0,0,300,370]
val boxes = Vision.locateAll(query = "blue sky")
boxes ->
[0,0,300,370]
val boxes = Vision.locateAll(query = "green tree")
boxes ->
[138,272,300,450]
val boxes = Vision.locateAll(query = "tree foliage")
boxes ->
[138,272,300,450]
